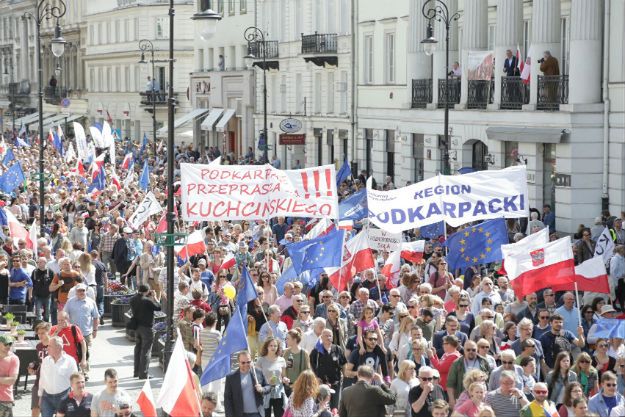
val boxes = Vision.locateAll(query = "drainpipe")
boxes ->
[350,0,358,170]
[601,0,610,210]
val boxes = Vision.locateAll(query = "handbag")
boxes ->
[282,400,293,417]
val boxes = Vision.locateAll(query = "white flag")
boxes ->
[29,220,38,258]
[594,226,615,264]
[64,144,76,164]
[73,122,88,161]
[128,191,163,229]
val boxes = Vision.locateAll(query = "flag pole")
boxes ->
[574,281,582,325]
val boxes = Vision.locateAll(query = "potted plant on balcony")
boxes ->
[16,329,26,343]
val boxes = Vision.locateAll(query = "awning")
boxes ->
[37,114,69,131]
[31,114,65,131]
[485,127,568,144]
[215,108,236,132]
[13,112,51,127]
[200,108,224,131]
[63,114,83,124]
[157,108,209,136]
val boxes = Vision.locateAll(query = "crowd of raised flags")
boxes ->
[0,117,624,417]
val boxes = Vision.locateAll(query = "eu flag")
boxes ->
[420,221,445,239]
[236,267,258,317]
[592,318,625,339]
[287,229,345,275]
[0,162,25,194]
[2,149,15,165]
[200,307,248,385]
[52,130,64,156]
[138,161,149,191]
[140,132,148,157]
[336,157,351,187]
[339,189,367,221]
[444,218,508,271]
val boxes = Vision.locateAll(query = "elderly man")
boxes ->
[516,293,539,324]
[350,287,378,323]
[64,283,99,378]
[446,340,491,408]
[485,370,529,417]
[314,290,335,319]
[275,282,294,313]
[310,329,347,409]
[51,311,88,369]
[497,276,515,304]
[259,305,288,348]
[224,351,269,417]
[470,278,502,316]
[280,294,304,329]
[301,317,326,353]
[340,365,396,417]
[408,366,445,417]
[38,336,78,417]
[488,350,524,391]
[432,315,468,358]
[554,291,580,334]
[520,382,559,417]
[511,318,546,380]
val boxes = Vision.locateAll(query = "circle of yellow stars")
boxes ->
[459,226,493,263]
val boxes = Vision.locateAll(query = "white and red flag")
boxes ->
[328,231,375,291]
[177,230,206,260]
[219,253,236,271]
[551,256,610,294]
[381,250,401,281]
[121,153,134,170]
[305,218,335,240]
[504,236,575,298]
[4,209,33,250]
[520,46,531,85]
[401,240,425,264]
[136,378,157,417]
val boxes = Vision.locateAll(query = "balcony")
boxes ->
[247,40,279,71]
[301,32,338,67]
[44,86,68,105]
[411,79,432,108]
[437,78,461,108]
[537,75,569,111]
[500,76,529,110]
[467,79,494,110]
[139,91,178,112]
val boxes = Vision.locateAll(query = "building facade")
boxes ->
[356,0,625,233]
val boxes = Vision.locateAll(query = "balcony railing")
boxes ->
[500,76,529,110]
[537,75,569,110]
[467,79,494,109]
[139,91,176,106]
[9,81,30,97]
[411,79,432,108]
[44,86,68,104]
[301,32,337,54]
[437,78,461,108]
[247,40,279,60]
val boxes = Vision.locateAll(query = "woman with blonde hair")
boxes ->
[475,405,496,417]
[453,369,488,411]
[77,252,96,286]
[451,382,487,417]
[285,370,318,417]
[257,336,288,417]
[572,352,599,397]
[389,360,418,416]
[390,313,415,365]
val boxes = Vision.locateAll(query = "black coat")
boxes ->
[504,56,519,76]
[224,368,269,417]
[111,237,130,274]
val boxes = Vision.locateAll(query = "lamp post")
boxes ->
[138,39,158,156]
[421,0,459,176]
[244,27,268,164]
[24,0,66,237]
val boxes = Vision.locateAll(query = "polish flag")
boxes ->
[155,206,178,233]
[381,250,401,280]
[305,218,335,240]
[500,227,549,259]
[121,153,134,170]
[109,170,122,190]
[90,153,106,181]
[516,45,524,75]
[136,378,157,417]
[157,334,201,417]
[401,240,426,264]
[338,220,353,231]
[551,256,611,294]
[520,51,531,85]
[219,253,236,271]
[29,220,38,257]
[177,230,206,260]
[4,210,33,249]
[504,236,576,298]
[328,231,375,291]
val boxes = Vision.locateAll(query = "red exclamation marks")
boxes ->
[313,170,321,197]
[301,172,310,198]
[325,169,332,196]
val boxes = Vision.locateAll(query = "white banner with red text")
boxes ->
[180,163,339,221]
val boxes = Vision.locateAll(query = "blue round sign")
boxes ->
[61,98,71,107]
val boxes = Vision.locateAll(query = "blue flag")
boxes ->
[200,307,248,385]
[0,162,25,194]
[52,130,64,156]
[336,157,351,187]
[138,161,149,191]
[276,266,325,295]
[287,229,345,275]
[420,221,445,239]
[444,218,508,271]
[236,267,258,317]
[592,318,625,339]
[339,189,367,221]
[0,208,7,227]
[87,167,106,193]
[140,133,148,157]
[2,149,15,165]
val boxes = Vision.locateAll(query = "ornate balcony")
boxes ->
[139,91,178,111]
[301,32,338,67]
[467,79,494,110]
[437,78,461,108]
[411,79,433,109]
[247,40,279,70]
[44,86,68,105]
[500,76,529,110]
[537,75,569,110]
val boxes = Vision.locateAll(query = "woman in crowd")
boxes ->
[502,321,518,344]
[428,335,461,392]
[406,339,430,373]
[572,398,590,417]
[389,360,418,416]
[580,305,596,339]
[287,370,318,417]
[557,381,584,417]
[390,313,415,366]
[283,329,310,397]
[547,352,578,407]
[519,356,537,400]
[474,320,501,362]
[615,353,625,392]
[573,352,599,397]
[398,272,420,304]
[315,384,334,417]
[449,294,475,333]
[256,336,287,417]
[451,382,487,417]
[592,338,616,375]
[453,369,489,411]
[258,270,278,306]
[325,303,348,352]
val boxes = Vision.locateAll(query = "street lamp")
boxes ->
[24,0,66,238]
[421,0,459,175]
[243,26,269,163]
[138,39,158,155]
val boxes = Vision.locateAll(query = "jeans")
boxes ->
[134,325,154,378]
[95,284,104,317]
[264,398,283,417]
[40,388,69,417]
[33,296,50,322]
[50,294,58,325]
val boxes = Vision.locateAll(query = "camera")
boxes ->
[538,58,545,63]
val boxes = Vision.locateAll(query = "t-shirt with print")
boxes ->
[0,353,19,402]
[91,389,132,417]
[50,325,84,364]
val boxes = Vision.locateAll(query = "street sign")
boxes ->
[279,117,302,133]
[279,134,306,145]
[61,98,71,107]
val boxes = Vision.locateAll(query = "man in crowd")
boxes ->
[310,329,347,409]
[130,284,161,380]
[51,311,88,371]
[539,313,585,370]
[432,315,468,357]
[64,284,99,379]
[408,366,445,417]
[520,382,559,417]
[224,351,269,417]
[90,368,131,417]
[56,372,93,417]
[485,370,529,417]
[259,305,288,347]
[588,371,625,417]
[340,365,396,417]
[38,336,78,417]
[446,340,491,408]
[201,391,217,417]
[344,330,390,385]
[0,335,18,417]
[511,318,546,380]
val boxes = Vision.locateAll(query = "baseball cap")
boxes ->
[123,227,133,234]
[75,283,87,291]
[198,259,207,265]
[0,334,14,345]
[317,384,335,399]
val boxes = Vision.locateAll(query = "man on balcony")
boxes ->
[49,75,57,96]
[503,50,519,77]
[539,51,560,104]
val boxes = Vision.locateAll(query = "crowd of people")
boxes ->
[0,127,624,417]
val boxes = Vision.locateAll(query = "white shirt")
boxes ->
[188,278,209,299]
[38,352,78,396]
[301,329,320,354]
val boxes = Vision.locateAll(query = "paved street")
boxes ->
[13,322,166,417]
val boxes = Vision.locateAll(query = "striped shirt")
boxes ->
[485,389,525,417]
[199,328,221,367]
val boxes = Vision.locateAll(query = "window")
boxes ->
[124,66,130,92]
[560,17,570,75]
[115,67,121,92]
[295,73,303,114]
[217,0,224,14]
[504,141,519,168]
[326,0,336,34]
[271,73,278,113]
[156,17,169,39]
[487,24,495,51]
[89,25,94,45]
[200,0,212,12]
[339,70,348,114]
[365,129,373,174]
[240,0,247,13]
[281,75,287,113]
[364,34,373,84]
[412,134,425,183]
[228,0,235,15]
[384,32,395,83]
[114,21,120,43]
[327,72,335,114]
[340,0,349,34]
[314,72,322,114]
[90,68,95,91]
[386,130,395,179]
[522,20,531,61]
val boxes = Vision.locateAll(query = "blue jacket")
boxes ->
[588,391,625,417]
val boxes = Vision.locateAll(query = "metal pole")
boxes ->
[151,49,157,156]
[164,0,176,370]
[262,34,268,163]
[36,19,45,238]
[444,24,450,175]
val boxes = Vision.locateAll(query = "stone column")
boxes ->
[407,0,431,105]
[491,0,523,108]
[429,0,458,108]
[526,0,560,108]
[568,0,602,104]
[458,0,488,107]
[19,17,29,82]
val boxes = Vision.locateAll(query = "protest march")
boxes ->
[0,122,624,417]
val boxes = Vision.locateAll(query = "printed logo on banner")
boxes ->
[530,248,545,267]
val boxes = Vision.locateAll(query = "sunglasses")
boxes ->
[328,310,337,313]
[367,338,378,341]
[534,390,548,394]
[539,316,550,319]
[605,383,617,387]
[466,348,477,352]
[598,344,608,348]
[459,304,469,308]
[544,293,554,297]
[484,316,494,319]
[300,311,310,314]
[420,377,433,381]
[578,360,590,363]
[339,295,350,299]
[391,294,400,298]
[408,305,417,309]
[399,315,409,319]
[240,361,252,364]
[502,361,513,365]
[478,346,489,349]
